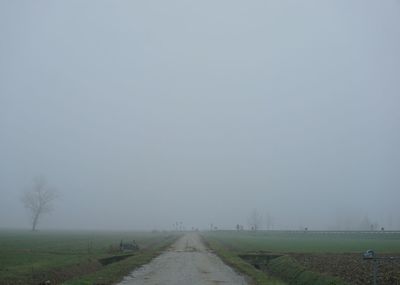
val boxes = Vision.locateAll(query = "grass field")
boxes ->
[203,230,400,285]
[3,230,400,285]
[0,229,180,285]
[204,230,400,253]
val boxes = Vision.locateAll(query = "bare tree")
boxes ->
[265,211,274,230]
[248,209,262,231]
[21,176,57,231]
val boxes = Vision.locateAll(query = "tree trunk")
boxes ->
[32,212,39,231]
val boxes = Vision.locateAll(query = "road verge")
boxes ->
[201,234,286,285]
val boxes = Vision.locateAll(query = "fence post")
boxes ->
[373,259,378,285]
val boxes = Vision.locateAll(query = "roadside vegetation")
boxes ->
[267,255,347,285]
[202,235,286,285]
[0,229,180,285]
[203,230,400,285]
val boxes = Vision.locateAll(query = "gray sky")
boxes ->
[1,0,399,231]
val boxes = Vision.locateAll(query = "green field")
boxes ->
[204,230,400,254]
[0,229,180,285]
[3,230,400,285]
[202,231,400,285]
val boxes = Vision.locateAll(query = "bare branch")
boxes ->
[248,209,263,231]
[21,176,58,231]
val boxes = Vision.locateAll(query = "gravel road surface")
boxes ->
[118,233,247,285]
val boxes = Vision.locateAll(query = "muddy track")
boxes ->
[117,233,247,285]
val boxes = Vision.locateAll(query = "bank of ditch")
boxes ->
[201,235,286,285]
[62,234,179,285]
[203,235,349,285]
[242,254,349,285]
[0,230,180,285]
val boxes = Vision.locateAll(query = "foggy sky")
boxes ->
[1,0,399,231]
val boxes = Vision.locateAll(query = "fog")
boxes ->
[1,0,399,231]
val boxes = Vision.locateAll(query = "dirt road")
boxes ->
[118,233,248,285]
